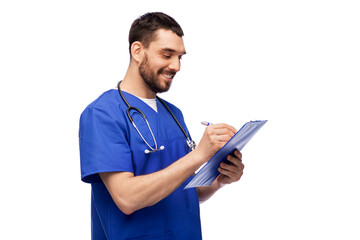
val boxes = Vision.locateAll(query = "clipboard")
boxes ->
[184,120,267,189]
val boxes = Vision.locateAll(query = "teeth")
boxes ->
[162,73,173,79]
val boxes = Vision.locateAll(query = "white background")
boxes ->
[1,0,359,239]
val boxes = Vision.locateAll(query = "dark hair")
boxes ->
[128,12,184,55]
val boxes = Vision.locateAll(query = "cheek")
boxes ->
[157,67,166,74]
[146,56,168,74]
[150,58,167,69]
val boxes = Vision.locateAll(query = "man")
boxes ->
[79,12,244,240]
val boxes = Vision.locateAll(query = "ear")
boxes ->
[130,41,144,63]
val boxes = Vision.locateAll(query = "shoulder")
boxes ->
[86,89,119,110]
[80,89,121,118]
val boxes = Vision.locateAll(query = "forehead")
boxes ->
[148,29,186,54]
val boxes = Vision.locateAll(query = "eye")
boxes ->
[163,54,171,59]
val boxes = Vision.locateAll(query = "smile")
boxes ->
[161,73,174,79]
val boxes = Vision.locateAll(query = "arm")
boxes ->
[100,150,201,215]
[100,123,237,215]
[197,150,244,203]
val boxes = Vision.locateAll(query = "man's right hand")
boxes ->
[194,123,237,163]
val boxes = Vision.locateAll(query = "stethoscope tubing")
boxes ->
[117,81,195,152]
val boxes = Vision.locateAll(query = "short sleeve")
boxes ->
[79,105,133,183]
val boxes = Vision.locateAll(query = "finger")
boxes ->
[220,162,239,174]
[217,166,241,182]
[212,124,237,135]
[212,128,235,136]
[220,161,244,174]
[217,174,232,185]
[226,154,243,168]
[208,127,236,138]
[215,134,234,142]
[234,150,242,160]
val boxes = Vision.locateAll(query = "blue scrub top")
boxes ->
[79,89,202,240]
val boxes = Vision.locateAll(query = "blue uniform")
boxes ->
[79,89,202,240]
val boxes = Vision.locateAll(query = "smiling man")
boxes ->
[79,12,245,240]
[131,29,184,95]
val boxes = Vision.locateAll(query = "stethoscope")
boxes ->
[117,81,196,154]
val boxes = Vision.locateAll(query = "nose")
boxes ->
[169,58,181,72]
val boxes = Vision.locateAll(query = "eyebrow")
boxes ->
[161,48,187,56]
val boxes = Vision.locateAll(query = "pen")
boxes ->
[201,121,212,126]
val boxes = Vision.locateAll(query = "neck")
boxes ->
[120,61,157,99]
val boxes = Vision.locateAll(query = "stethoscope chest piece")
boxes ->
[187,139,197,151]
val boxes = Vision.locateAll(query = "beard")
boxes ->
[139,54,175,93]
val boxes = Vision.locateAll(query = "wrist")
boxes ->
[212,178,224,191]
[192,147,211,165]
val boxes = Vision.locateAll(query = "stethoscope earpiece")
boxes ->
[144,145,165,154]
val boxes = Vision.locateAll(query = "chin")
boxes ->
[162,82,172,92]
[155,78,172,93]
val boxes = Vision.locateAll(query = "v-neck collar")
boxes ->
[138,96,158,113]
[118,89,159,115]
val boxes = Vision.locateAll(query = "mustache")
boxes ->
[159,69,177,76]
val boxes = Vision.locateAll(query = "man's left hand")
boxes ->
[216,150,244,186]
